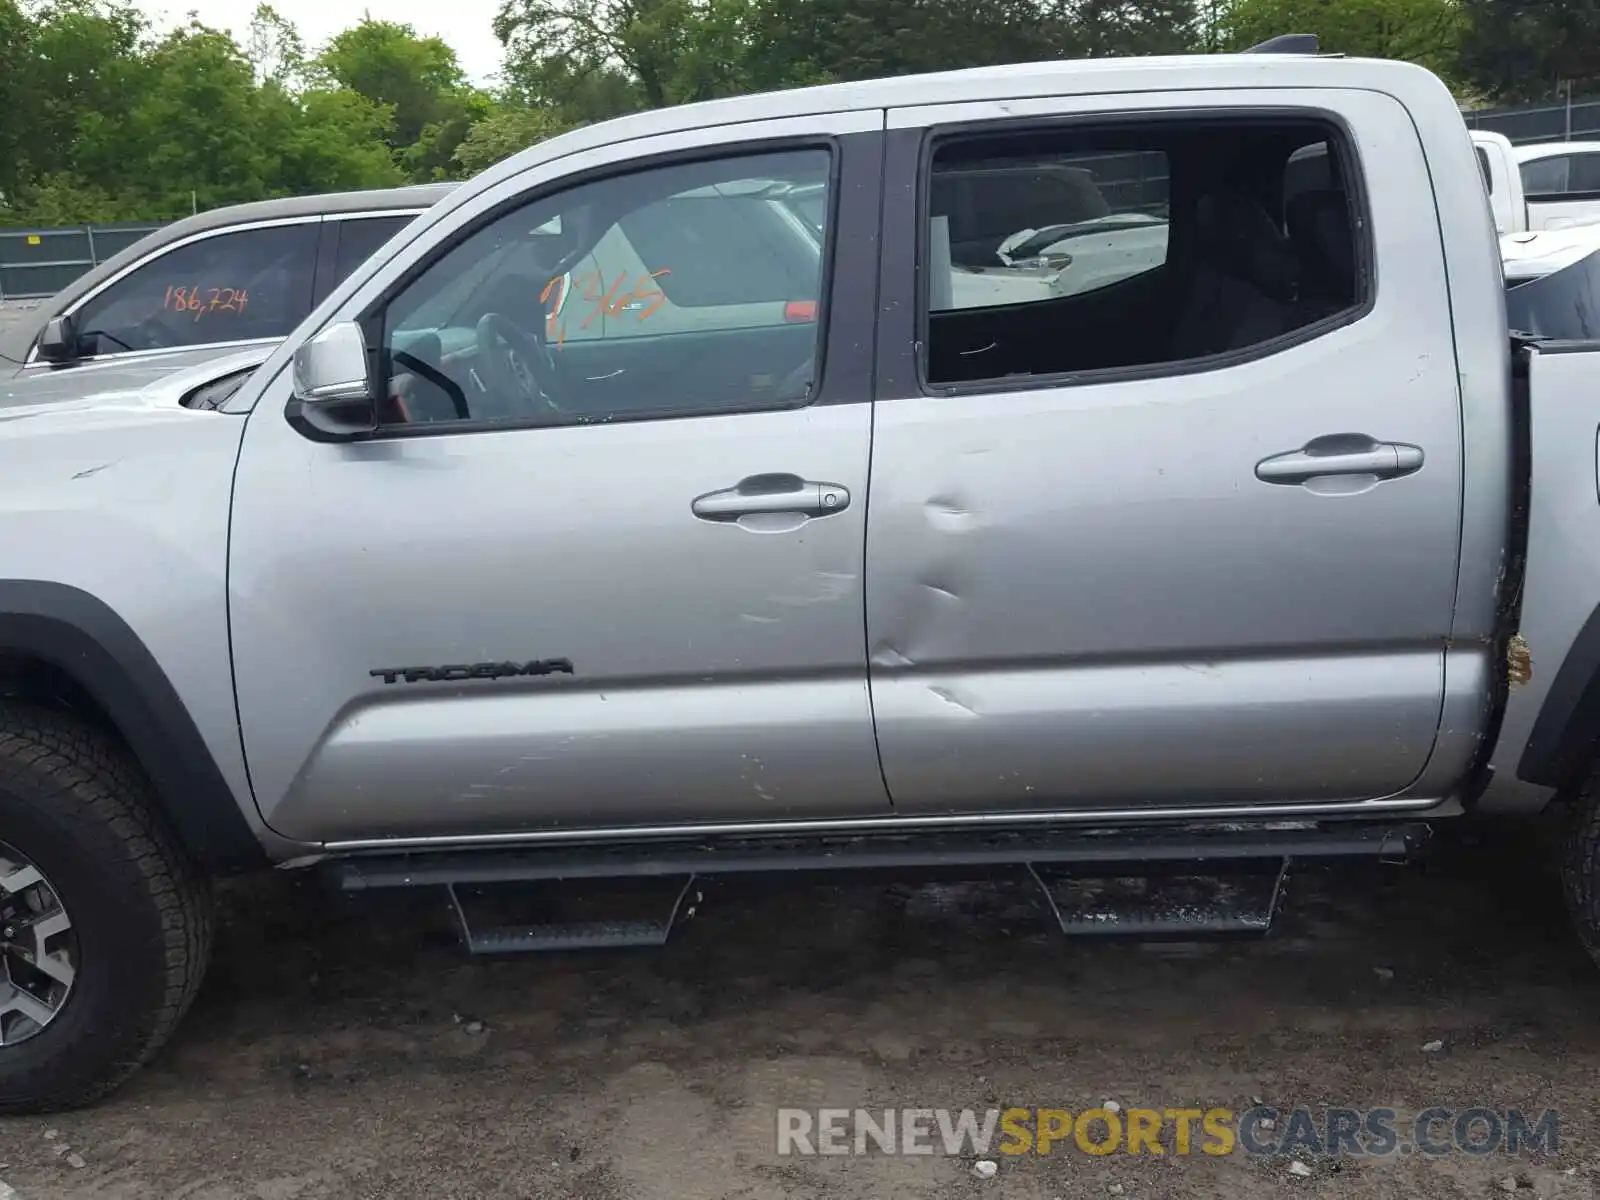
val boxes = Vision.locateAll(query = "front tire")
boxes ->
[1561,766,1600,969]
[0,703,213,1113]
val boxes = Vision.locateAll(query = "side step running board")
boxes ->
[445,877,699,954]
[333,821,1428,890]
[1029,861,1290,936]
[327,820,1430,954]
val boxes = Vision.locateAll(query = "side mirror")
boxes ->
[36,314,81,364]
[286,321,377,441]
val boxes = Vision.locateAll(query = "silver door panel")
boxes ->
[870,651,1441,811]
[233,398,882,843]
[871,87,1463,813]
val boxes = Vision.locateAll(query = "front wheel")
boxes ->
[0,703,213,1113]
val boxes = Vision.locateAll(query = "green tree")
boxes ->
[117,22,276,217]
[10,0,148,195]
[452,104,572,174]
[246,2,307,87]
[1458,0,1600,102]
[1212,0,1464,82]
[495,0,1201,128]
[484,0,718,117]
[0,0,33,202]
[403,89,495,181]
[315,17,482,176]
[258,83,408,195]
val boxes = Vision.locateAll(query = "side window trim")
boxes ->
[314,211,426,308]
[24,214,325,366]
[310,219,340,311]
[876,103,1375,401]
[338,131,882,442]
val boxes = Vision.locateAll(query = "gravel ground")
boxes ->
[0,299,41,331]
[0,823,1597,1199]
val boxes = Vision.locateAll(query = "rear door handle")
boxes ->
[691,473,851,521]
[1256,435,1424,485]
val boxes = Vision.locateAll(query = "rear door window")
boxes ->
[331,215,412,283]
[1523,156,1574,197]
[921,119,1364,386]
[1522,153,1600,197]
[1573,153,1600,193]
[66,221,319,357]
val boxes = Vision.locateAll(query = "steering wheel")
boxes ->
[474,312,563,420]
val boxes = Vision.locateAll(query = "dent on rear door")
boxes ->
[865,89,1464,816]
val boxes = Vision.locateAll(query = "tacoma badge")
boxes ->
[369,659,575,685]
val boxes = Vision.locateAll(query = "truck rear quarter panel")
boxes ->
[1482,344,1600,812]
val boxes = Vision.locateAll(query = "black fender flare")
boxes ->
[0,581,265,872]
[1520,604,1600,789]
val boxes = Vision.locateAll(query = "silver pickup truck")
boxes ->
[1,43,1597,1114]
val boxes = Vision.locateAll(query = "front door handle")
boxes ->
[691,473,851,521]
[1256,435,1424,485]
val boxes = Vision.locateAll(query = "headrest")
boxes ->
[1286,189,1357,300]
[1193,186,1299,302]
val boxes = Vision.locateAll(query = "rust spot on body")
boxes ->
[1507,633,1532,687]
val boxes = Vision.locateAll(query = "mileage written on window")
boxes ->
[68,222,319,355]
[540,268,670,345]
[160,285,250,321]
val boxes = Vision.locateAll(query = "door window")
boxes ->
[67,221,319,357]
[331,215,412,283]
[930,152,1170,308]
[378,149,832,428]
[1522,156,1572,196]
[922,119,1368,387]
[1520,152,1600,197]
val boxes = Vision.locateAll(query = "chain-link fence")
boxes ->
[1464,93,1600,147]
[0,223,164,301]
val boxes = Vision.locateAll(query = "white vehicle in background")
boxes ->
[997,211,1170,297]
[1468,130,1600,287]
[928,209,1171,308]
[1470,130,1600,234]
[1516,140,1600,230]
[1473,130,1529,234]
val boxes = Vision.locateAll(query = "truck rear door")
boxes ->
[866,88,1464,816]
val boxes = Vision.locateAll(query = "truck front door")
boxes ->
[228,113,890,844]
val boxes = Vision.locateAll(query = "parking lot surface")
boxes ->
[0,300,39,342]
[0,823,1595,1199]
